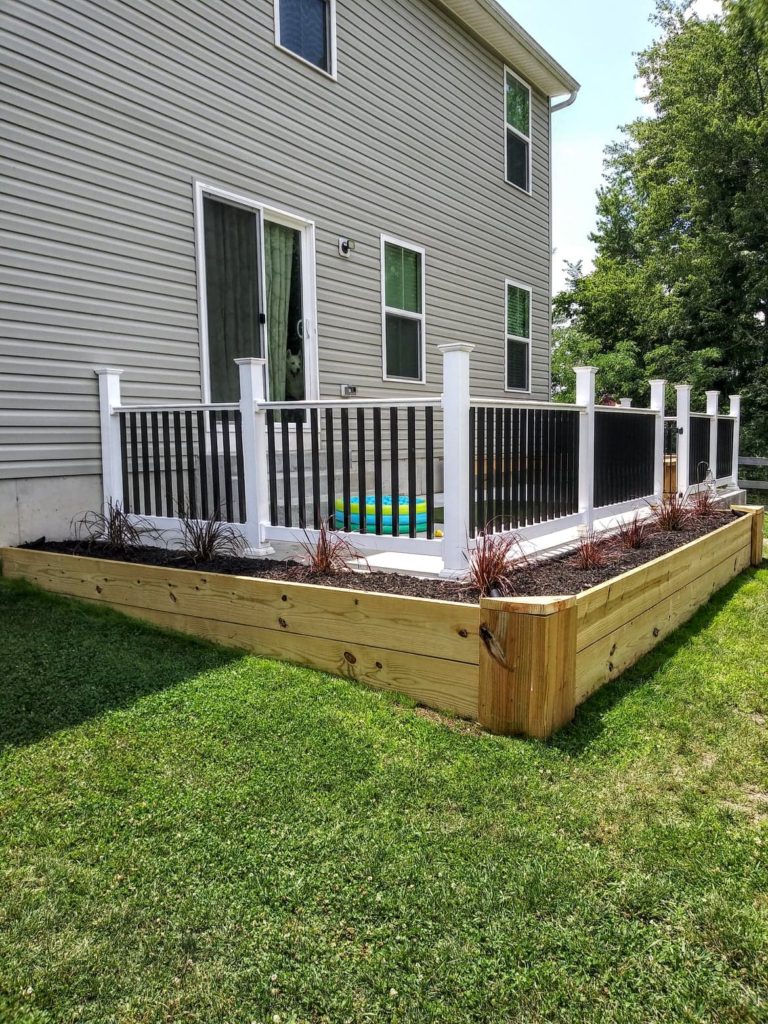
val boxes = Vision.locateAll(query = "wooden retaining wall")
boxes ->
[1,506,762,738]
[477,507,763,737]
[0,548,480,719]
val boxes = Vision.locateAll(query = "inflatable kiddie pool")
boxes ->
[335,495,429,534]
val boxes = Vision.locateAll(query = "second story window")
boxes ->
[381,237,425,383]
[276,0,336,77]
[505,69,531,193]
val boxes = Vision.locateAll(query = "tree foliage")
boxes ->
[554,0,768,451]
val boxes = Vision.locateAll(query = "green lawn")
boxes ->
[1,571,767,1024]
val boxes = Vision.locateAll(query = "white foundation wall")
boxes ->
[0,475,101,547]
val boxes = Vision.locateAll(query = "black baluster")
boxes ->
[310,408,321,529]
[129,413,140,514]
[373,407,383,535]
[476,408,485,530]
[425,405,434,540]
[234,411,246,524]
[221,410,234,523]
[173,411,184,515]
[162,411,173,517]
[281,415,292,528]
[325,409,336,526]
[139,413,150,515]
[209,411,221,519]
[468,407,476,537]
[340,408,351,532]
[197,410,209,520]
[184,411,197,518]
[390,407,399,538]
[357,408,367,535]
[295,421,306,530]
[119,413,130,513]
[151,413,162,517]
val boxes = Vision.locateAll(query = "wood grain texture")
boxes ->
[731,505,765,565]
[576,514,753,653]
[478,596,577,739]
[0,547,479,718]
[575,542,752,703]
[0,548,479,664]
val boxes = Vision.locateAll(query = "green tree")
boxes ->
[555,0,768,451]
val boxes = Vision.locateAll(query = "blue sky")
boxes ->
[500,0,721,292]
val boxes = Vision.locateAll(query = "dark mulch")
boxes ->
[20,510,739,605]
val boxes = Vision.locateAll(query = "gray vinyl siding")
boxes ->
[0,0,552,482]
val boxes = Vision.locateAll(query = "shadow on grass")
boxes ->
[550,566,763,757]
[0,579,241,753]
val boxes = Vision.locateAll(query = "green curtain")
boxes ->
[506,76,529,135]
[203,197,261,403]
[507,285,530,339]
[384,243,421,312]
[265,222,295,402]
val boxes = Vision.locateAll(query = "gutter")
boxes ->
[551,89,579,113]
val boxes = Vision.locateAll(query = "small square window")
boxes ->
[505,70,532,192]
[382,238,425,382]
[277,0,335,75]
[506,282,531,392]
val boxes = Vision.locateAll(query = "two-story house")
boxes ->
[0,0,579,546]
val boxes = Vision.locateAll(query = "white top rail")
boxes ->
[113,402,239,414]
[594,405,659,416]
[257,396,443,410]
[469,397,583,412]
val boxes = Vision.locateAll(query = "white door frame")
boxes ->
[193,179,320,404]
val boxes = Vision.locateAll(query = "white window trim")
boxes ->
[380,233,427,385]
[274,0,338,81]
[504,66,533,195]
[504,278,532,395]
[193,179,320,404]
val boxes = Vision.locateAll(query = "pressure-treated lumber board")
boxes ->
[731,505,765,565]
[478,596,576,738]
[576,514,753,652]
[77,599,479,718]
[0,548,479,665]
[575,541,753,703]
[577,516,753,651]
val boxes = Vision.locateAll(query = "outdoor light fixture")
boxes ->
[338,237,356,257]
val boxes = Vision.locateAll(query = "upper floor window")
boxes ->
[381,236,426,383]
[505,281,531,392]
[276,0,336,77]
[505,69,531,193]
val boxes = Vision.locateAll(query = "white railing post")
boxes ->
[94,367,124,514]
[675,384,692,494]
[730,394,741,486]
[574,366,597,531]
[236,357,273,555]
[649,379,666,500]
[706,390,719,482]
[438,343,474,577]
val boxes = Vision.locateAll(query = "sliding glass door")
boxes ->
[201,190,313,404]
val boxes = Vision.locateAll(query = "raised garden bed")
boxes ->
[1,505,763,739]
[15,508,747,602]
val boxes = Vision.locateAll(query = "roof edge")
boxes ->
[437,0,580,100]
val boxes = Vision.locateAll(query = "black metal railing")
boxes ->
[717,417,735,479]
[265,403,439,538]
[594,410,656,508]
[664,418,678,457]
[469,406,580,534]
[119,408,246,522]
[689,415,711,484]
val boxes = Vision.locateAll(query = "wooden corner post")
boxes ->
[731,505,765,566]
[478,596,578,739]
